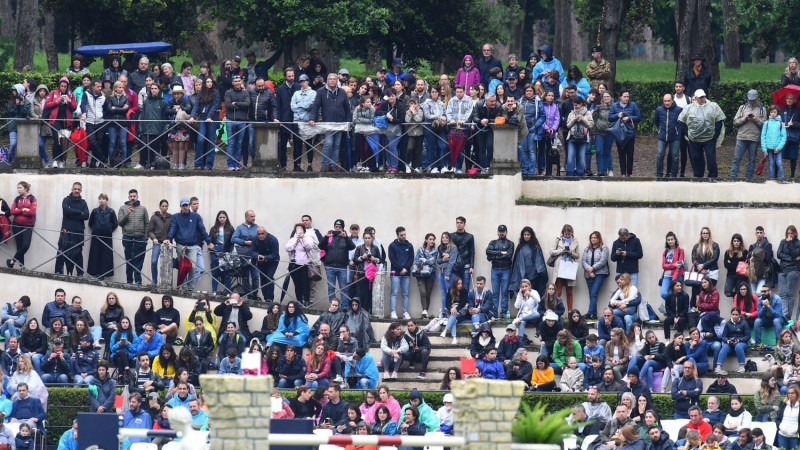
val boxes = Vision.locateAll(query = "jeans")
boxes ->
[242,262,260,298]
[41,373,69,384]
[276,378,304,388]
[194,250,205,289]
[423,127,448,169]
[518,312,541,332]
[195,121,218,169]
[460,268,472,291]
[491,268,511,315]
[674,412,690,420]
[321,131,343,169]
[584,274,607,316]
[730,140,759,179]
[639,359,664,390]
[613,308,636,331]
[520,133,537,175]
[656,139,680,177]
[754,317,784,344]
[566,140,587,176]
[438,271,452,317]
[0,321,19,342]
[390,276,410,315]
[151,242,162,284]
[778,435,798,450]
[768,150,785,179]
[226,121,246,168]
[176,244,199,290]
[107,124,128,166]
[32,353,43,374]
[382,353,403,372]
[73,374,96,385]
[404,348,430,372]
[325,266,349,301]
[660,275,674,300]
[716,342,747,365]
[8,131,16,161]
[689,139,718,178]
[209,251,231,293]
[595,134,613,174]
[386,135,401,170]
[122,235,147,284]
[38,135,50,165]
[615,272,639,287]
[779,270,800,319]
[305,378,330,389]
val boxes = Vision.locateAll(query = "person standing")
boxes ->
[118,189,149,285]
[43,77,77,168]
[8,182,36,269]
[308,73,351,172]
[654,94,683,178]
[610,228,643,286]
[778,226,800,322]
[319,219,356,302]
[253,226,280,302]
[290,74,317,172]
[608,90,642,177]
[486,225,514,320]
[683,54,712,101]
[730,90,766,180]
[55,183,89,277]
[678,89,726,178]
[388,227,414,321]
[585,46,611,90]
[87,193,118,280]
[223,75,250,171]
[78,79,106,168]
[477,45,503,88]
[232,210,260,299]
[146,200,171,286]
[277,67,303,171]
[163,198,213,291]
[780,93,800,179]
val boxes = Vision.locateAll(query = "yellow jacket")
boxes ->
[531,366,554,386]
[183,309,218,343]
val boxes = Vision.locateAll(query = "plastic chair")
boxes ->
[130,444,158,450]
[313,428,334,437]
[424,431,445,450]
[581,435,598,450]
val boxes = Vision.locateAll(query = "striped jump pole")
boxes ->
[267,433,467,447]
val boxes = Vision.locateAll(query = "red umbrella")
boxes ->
[771,84,800,109]
[176,254,193,286]
[447,129,467,168]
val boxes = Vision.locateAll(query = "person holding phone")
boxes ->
[286,223,315,306]
[714,307,750,374]
[731,89,766,180]
[319,219,356,303]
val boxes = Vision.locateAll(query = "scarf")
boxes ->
[728,405,745,418]
[504,335,517,343]
[561,236,574,261]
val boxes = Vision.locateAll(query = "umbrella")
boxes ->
[771,84,800,109]
[176,254,193,286]
[447,129,467,168]
[70,127,88,165]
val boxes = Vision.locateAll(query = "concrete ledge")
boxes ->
[516,198,800,209]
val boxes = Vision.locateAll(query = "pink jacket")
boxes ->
[454,55,480,89]
[373,396,401,423]
[243,358,268,376]
[286,235,314,264]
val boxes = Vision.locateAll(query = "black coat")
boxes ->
[61,194,89,233]
[276,82,300,123]
[214,302,253,339]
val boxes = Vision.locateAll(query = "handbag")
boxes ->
[736,261,749,277]
[706,269,719,280]
[608,116,635,146]
[546,253,558,267]
[684,268,703,287]
[412,263,432,278]
[557,259,579,280]
[0,215,10,242]
[308,264,322,282]
[373,107,393,129]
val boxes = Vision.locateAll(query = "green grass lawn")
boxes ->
[12,52,784,83]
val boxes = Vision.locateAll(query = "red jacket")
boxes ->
[733,293,758,318]
[10,194,36,227]
[662,246,686,280]
[44,77,77,127]
[697,288,720,315]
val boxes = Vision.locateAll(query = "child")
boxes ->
[761,104,787,180]
[352,95,379,172]
[583,334,604,364]
[560,356,584,393]
[583,355,604,390]
[218,347,243,375]
[15,422,34,450]
[703,432,722,450]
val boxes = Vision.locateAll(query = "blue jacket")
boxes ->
[467,289,495,319]
[10,396,46,423]
[685,339,709,363]
[389,239,414,276]
[597,316,624,341]
[757,293,784,322]
[477,56,503,87]
[610,233,644,275]
[276,355,306,383]
[57,429,77,450]
[231,223,259,254]
[560,76,591,99]
[136,331,165,359]
[476,358,505,380]
[166,211,211,246]
[253,233,280,263]
[654,104,683,142]
[42,301,68,329]
[609,101,642,137]
[71,346,99,376]
[110,330,138,360]
[584,365,604,389]
[761,117,787,151]
[218,356,243,375]
[90,375,116,412]
[123,408,152,445]
[671,375,703,414]
[190,91,220,121]
[531,45,564,83]
[520,96,547,140]
[309,85,351,122]
[344,353,379,388]
[721,318,750,342]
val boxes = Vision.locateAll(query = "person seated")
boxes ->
[166,381,194,409]
[41,338,71,384]
[109,316,138,380]
[334,404,362,435]
[506,348,533,388]
[252,301,283,343]
[647,421,675,450]
[189,398,208,430]
[600,404,634,449]
[567,310,589,348]
[750,428,770,450]
[217,321,246,363]
[218,347,244,375]
[571,403,601,446]
[498,324,524,368]
[626,330,667,392]
[344,349,379,390]
[9,383,46,430]
[0,296,30,343]
[560,357,584,392]
[165,368,198,401]
[381,323,408,380]
[56,419,78,450]
[713,424,733,450]
[15,422,34,450]
[512,279,541,334]
[275,345,306,387]
[466,276,494,333]
[530,354,555,392]
[663,332,688,393]
[155,295,181,343]
[608,274,640,331]
[476,347,504,380]
[305,343,332,388]
[538,310,563,358]
[618,425,643,450]
[707,371,737,394]
[175,348,203,386]
[136,322,165,361]
[723,395,752,436]
[700,313,725,363]
[71,334,99,385]
[663,280,689,340]
[371,405,398,436]
[730,428,752,450]
[597,308,624,347]
[332,325,359,384]
[183,296,218,345]
[703,395,727,427]
[398,406,426,445]
[704,433,723,450]
[65,296,101,341]
[436,393,454,435]
[621,370,652,404]
[753,285,784,350]
[552,329,585,374]
[715,307,750,374]
[470,323,495,359]
[127,352,164,396]
[89,362,116,413]
[309,299,347,346]
[307,322,340,353]
[440,277,469,345]
[184,317,215,367]
[583,355,604,390]
[599,367,626,393]
[399,388,438,432]
[402,320,431,379]
[583,333,604,365]
[289,385,316,419]
[732,283,758,329]
[267,301,311,349]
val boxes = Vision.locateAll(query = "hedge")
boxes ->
[44,387,761,445]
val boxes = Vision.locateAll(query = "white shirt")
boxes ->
[780,402,800,437]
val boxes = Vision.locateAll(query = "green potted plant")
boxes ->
[511,402,580,450]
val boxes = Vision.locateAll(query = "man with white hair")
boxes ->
[678,89,726,178]
[129,57,154,95]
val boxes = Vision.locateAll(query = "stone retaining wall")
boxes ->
[451,378,527,450]
[200,374,273,450]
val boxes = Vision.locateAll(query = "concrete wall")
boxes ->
[0,173,796,321]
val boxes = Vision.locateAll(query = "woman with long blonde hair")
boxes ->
[690,226,720,306]
[782,57,800,87]
[609,273,639,331]
[8,354,48,408]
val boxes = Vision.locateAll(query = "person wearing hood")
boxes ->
[155,295,180,343]
[477,44,503,87]
[519,84,547,176]
[454,55,481,92]
[138,83,168,169]
[561,66,591,100]
[267,301,310,348]
[71,334,99,385]
[30,84,51,167]
[470,322,495,359]
[55,183,89,277]
[346,298,375,349]
[399,389,438,432]
[44,76,77,168]
[89,362,116,413]
[386,58,406,85]
[532,45,565,84]
[344,348,379,389]
[102,55,128,86]
[6,84,31,162]
[311,298,347,342]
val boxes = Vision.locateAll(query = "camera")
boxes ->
[332,230,341,237]
[195,300,206,311]
[564,246,570,251]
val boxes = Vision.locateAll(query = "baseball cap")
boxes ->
[339,68,349,75]
[334,219,345,228]
[498,225,507,232]
[233,55,242,61]
[299,74,309,82]
[180,198,190,206]
[694,89,707,98]
[80,334,94,344]
[53,338,63,345]
[747,89,759,100]
[506,323,516,331]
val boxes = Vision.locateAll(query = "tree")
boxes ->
[735,0,800,60]
[13,0,36,71]
[721,0,740,68]
[675,0,718,83]
[598,0,623,94]
[43,8,58,72]
[553,0,573,69]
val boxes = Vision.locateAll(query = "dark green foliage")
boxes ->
[46,387,92,445]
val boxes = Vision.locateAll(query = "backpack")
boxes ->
[744,359,758,373]
[571,121,588,142]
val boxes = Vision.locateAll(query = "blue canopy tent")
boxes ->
[74,41,173,57]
